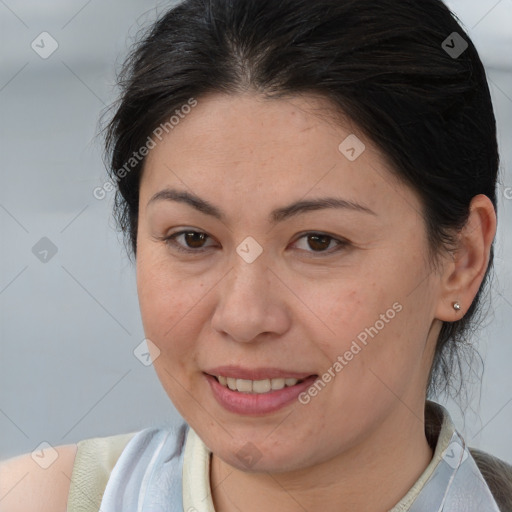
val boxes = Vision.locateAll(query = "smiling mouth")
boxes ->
[210,374,316,394]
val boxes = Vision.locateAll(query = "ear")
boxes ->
[435,194,497,322]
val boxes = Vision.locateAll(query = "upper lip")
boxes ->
[204,366,317,381]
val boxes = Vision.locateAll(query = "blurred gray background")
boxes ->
[0,0,511,463]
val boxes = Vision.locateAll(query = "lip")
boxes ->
[204,372,318,416]
[204,365,315,381]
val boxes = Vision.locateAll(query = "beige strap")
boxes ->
[67,432,137,512]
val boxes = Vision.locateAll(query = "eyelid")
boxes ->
[291,231,348,256]
[159,229,349,256]
[159,229,217,254]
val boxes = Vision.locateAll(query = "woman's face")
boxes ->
[136,92,444,473]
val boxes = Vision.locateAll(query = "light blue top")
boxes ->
[98,403,501,511]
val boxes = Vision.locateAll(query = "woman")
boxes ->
[1,0,511,510]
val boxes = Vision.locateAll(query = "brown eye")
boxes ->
[161,230,346,256]
[163,230,215,253]
[182,231,208,248]
[293,232,347,255]
[307,234,332,251]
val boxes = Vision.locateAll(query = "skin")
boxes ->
[135,92,496,512]
[0,443,77,511]
[0,93,495,512]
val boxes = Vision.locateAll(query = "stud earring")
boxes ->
[453,302,461,311]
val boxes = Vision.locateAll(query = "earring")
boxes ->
[453,302,461,311]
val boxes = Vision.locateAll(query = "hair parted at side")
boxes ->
[103,0,499,399]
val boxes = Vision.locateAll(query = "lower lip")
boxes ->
[204,373,318,415]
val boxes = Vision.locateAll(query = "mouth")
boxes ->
[203,371,319,415]
[210,374,310,394]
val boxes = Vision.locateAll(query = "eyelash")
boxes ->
[159,230,348,257]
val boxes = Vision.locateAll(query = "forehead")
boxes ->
[139,92,414,221]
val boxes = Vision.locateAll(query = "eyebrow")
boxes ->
[147,188,376,224]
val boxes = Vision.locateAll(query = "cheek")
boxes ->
[136,254,193,347]
[302,281,392,355]
[307,272,428,398]
[136,256,209,413]
[136,251,220,373]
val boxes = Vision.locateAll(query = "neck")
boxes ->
[210,403,434,512]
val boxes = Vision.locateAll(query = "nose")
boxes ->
[210,256,291,343]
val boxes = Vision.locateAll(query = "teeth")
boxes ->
[252,379,271,393]
[236,379,253,392]
[216,376,301,393]
[271,378,285,390]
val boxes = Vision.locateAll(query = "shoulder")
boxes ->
[0,443,78,512]
[470,447,512,512]
[0,431,137,512]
